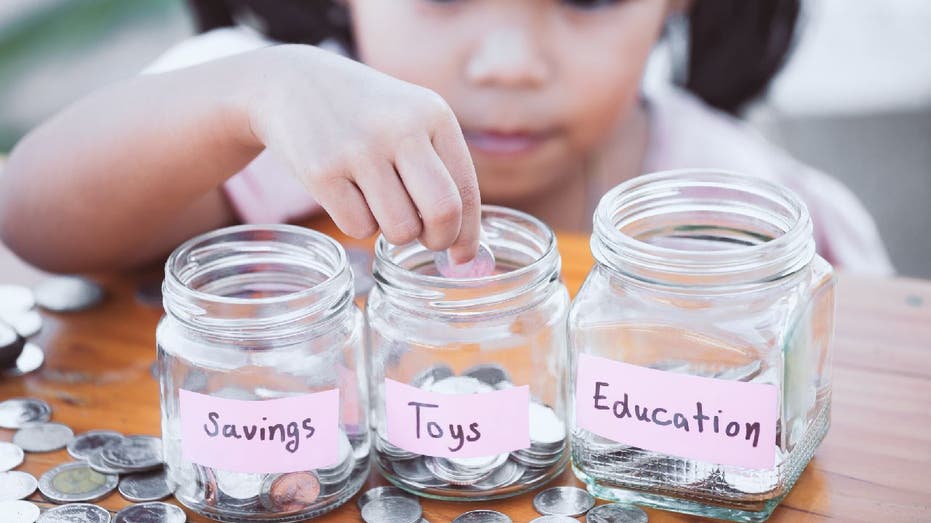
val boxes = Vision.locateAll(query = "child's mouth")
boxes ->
[463,129,555,156]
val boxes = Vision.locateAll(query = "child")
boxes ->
[0,0,893,275]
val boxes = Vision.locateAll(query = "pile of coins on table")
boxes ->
[0,396,185,523]
[376,363,567,494]
[171,428,367,516]
[0,278,105,378]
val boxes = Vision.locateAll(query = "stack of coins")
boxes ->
[377,363,567,494]
[0,286,44,377]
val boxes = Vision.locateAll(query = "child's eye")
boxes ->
[560,0,621,9]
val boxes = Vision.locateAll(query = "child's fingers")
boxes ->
[431,116,481,264]
[312,177,378,239]
[354,161,422,246]
[395,136,463,252]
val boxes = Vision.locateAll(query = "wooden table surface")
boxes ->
[1,217,930,523]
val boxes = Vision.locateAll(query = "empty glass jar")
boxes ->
[157,225,370,522]
[569,170,835,522]
[367,206,570,501]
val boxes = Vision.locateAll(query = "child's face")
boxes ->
[347,0,673,203]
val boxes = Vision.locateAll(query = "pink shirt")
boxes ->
[145,28,894,276]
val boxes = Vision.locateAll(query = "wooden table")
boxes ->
[1,218,930,523]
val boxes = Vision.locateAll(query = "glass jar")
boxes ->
[569,170,835,523]
[367,206,570,501]
[157,225,370,522]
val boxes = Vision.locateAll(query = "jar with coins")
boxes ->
[367,206,570,500]
[569,170,836,522]
[157,225,370,522]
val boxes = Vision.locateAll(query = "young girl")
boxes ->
[0,0,893,275]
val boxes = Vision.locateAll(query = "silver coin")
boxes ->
[360,495,422,523]
[0,499,40,523]
[214,469,262,500]
[88,446,130,475]
[33,277,104,313]
[38,503,112,523]
[531,517,579,523]
[586,503,648,523]
[452,510,512,523]
[0,398,51,429]
[0,471,37,500]
[1,344,45,377]
[0,285,36,314]
[3,310,42,339]
[113,502,186,523]
[529,403,566,447]
[347,248,375,297]
[355,485,416,510]
[13,422,74,452]
[425,375,494,395]
[100,436,163,472]
[470,459,525,490]
[409,364,454,389]
[118,469,173,502]
[533,486,596,517]
[68,431,125,461]
[38,462,118,503]
[434,242,496,279]
[462,364,511,387]
[0,441,25,472]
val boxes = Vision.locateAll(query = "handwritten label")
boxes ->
[385,378,530,458]
[180,388,339,473]
[575,353,778,469]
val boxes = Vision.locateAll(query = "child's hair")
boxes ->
[187,0,800,114]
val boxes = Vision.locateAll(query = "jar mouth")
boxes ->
[164,224,353,338]
[593,169,815,287]
[373,205,560,312]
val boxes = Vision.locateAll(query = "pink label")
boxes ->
[180,388,340,473]
[385,378,530,458]
[575,353,778,469]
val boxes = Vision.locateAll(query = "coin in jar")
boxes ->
[113,502,186,523]
[14,422,74,453]
[586,503,649,523]
[361,495,422,523]
[118,469,174,502]
[0,499,40,523]
[37,503,111,523]
[38,462,118,503]
[67,430,125,461]
[0,398,51,430]
[533,486,596,517]
[259,471,321,512]
[0,441,25,472]
[434,242,496,279]
[452,510,512,523]
[0,471,37,501]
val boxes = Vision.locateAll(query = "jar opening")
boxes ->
[593,170,815,287]
[163,225,353,338]
[373,206,560,312]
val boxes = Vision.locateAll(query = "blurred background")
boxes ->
[1,0,929,277]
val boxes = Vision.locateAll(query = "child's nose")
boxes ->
[465,28,550,89]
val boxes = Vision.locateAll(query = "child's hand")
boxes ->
[243,45,480,263]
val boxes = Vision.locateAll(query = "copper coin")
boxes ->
[260,471,321,512]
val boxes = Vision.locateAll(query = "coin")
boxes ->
[533,486,596,517]
[0,499,40,523]
[0,471,37,500]
[347,248,375,297]
[409,364,454,389]
[4,310,42,339]
[113,502,186,523]
[68,431,125,461]
[214,470,263,501]
[14,422,74,452]
[531,517,579,523]
[452,510,512,523]
[88,447,128,475]
[37,503,111,523]
[39,462,118,503]
[33,277,104,313]
[529,403,566,446]
[462,364,511,387]
[361,495,423,523]
[0,398,52,429]
[0,441,25,472]
[586,503,649,523]
[0,285,36,314]
[1,344,44,377]
[355,485,416,511]
[434,242,495,279]
[0,321,25,367]
[100,436,163,472]
[118,469,173,502]
[259,471,321,512]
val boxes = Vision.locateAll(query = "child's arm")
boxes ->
[0,44,479,272]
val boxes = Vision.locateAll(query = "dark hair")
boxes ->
[187,0,800,114]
